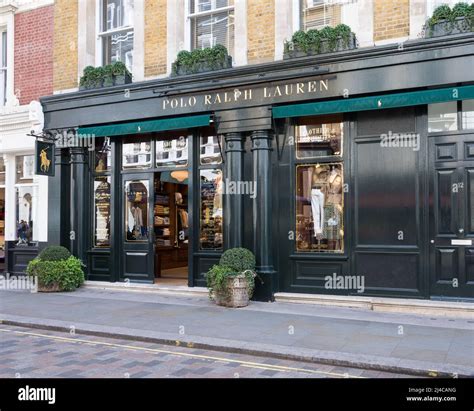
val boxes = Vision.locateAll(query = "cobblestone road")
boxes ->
[0,325,419,378]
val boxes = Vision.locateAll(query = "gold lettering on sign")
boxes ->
[244,89,252,100]
[320,79,329,91]
[308,81,317,93]
[297,83,305,94]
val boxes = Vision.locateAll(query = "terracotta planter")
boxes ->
[213,275,250,308]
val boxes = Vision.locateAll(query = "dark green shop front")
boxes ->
[41,33,474,301]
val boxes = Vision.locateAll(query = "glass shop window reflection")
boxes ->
[125,180,149,241]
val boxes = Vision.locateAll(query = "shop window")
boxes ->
[462,99,474,130]
[199,169,223,250]
[156,134,189,167]
[296,163,344,253]
[296,115,343,159]
[95,138,112,172]
[124,179,149,242]
[189,0,234,56]
[100,0,134,73]
[94,176,111,247]
[0,31,6,106]
[200,135,223,165]
[15,186,34,245]
[122,139,151,169]
[428,101,458,132]
[301,0,341,31]
[15,155,34,184]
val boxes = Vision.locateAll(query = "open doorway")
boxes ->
[154,171,189,286]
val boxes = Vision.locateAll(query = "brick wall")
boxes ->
[374,0,410,41]
[53,0,78,91]
[247,0,275,64]
[145,0,167,77]
[14,5,54,105]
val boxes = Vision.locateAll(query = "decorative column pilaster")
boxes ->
[251,130,277,301]
[69,146,86,259]
[223,132,245,249]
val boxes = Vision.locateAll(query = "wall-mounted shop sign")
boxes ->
[35,140,55,177]
[161,78,333,112]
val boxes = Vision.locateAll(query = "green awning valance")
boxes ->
[78,114,211,138]
[272,85,474,119]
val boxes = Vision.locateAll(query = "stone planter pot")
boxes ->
[213,275,250,308]
[114,72,132,86]
[38,282,62,293]
[427,16,472,37]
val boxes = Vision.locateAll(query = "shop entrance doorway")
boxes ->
[153,171,189,286]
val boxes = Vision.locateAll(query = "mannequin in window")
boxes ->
[324,166,343,250]
[310,166,328,240]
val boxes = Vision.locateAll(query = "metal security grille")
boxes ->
[189,0,234,56]
[302,0,341,31]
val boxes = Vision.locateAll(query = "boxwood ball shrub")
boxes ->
[219,247,256,272]
[27,246,84,292]
[38,245,71,261]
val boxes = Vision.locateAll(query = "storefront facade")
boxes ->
[41,33,474,301]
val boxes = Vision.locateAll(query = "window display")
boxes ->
[125,180,149,241]
[296,115,343,159]
[15,155,34,183]
[200,135,222,165]
[16,186,34,244]
[200,169,223,250]
[156,135,189,167]
[95,138,112,172]
[122,140,151,169]
[94,176,111,247]
[296,163,344,252]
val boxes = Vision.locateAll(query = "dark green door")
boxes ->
[429,133,474,298]
[121,173,154,283]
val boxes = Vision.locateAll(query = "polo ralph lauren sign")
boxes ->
[35,140,55,177]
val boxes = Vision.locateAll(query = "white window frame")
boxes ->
[187,0,235,52]
[97,0,134,71]
[0,29,7,106]
[301,0,337,31]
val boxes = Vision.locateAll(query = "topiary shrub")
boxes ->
[219,247,256,272]
[38,245,71,262]
[27,256,85,292]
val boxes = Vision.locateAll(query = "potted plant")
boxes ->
[206,247,258,308]
[171,45,233,76]
[111,61,132,85]
[79,66,96,90]
[103,64,115,87]
[424,3,474,37]
[283,24,357,59]
[26,245,85,292]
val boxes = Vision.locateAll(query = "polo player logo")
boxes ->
[40,148,51,172]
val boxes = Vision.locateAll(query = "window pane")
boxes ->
[125,179,149,241]
[296,163,344,253]
[156,134,189,167]
[0,157,5,185]
[200,169,223,250]
[462,99,474,130]
[94,176,111,247]
[428,101,458,133]
[191,0,230,13]
[1,31,6,67]
[296,115,343,159]
[16,186,34,244]
[104,0,134,30]
[16,155,34,184]
[200,135,222,165]
[0,188,4,253]
[191,11,234,55]
[103,30,134,72]
[122,139,151,169]
[95,138,112,172]
[303,2,340,31]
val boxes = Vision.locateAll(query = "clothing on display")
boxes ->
[310,188,325,236]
